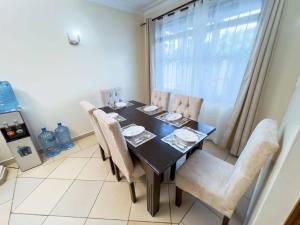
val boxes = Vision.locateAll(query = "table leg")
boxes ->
[198,141,204,150]
[142,162,160,216]
[170,164,176,181]
[187,141,204,159]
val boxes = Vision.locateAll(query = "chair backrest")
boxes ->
[100,87,122,107]
[79,100,110,156]
[93,109,134,182]
[171,94,203,120]
[224,119,279,209]
[151,90,170,111]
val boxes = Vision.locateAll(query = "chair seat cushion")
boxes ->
[176,150,234,215]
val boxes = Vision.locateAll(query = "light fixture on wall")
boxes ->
[67,31,80,46]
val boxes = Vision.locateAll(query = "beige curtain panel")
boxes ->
[145,18,155,103]
[221,0,286,156]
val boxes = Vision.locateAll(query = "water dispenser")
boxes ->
[0,111,42,171]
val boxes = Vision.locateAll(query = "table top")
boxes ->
[100,100,216,175]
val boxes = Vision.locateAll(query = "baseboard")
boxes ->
[0,158,16,166]
[0,131,95,166]
[72,131,95,141]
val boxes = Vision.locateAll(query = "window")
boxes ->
[152,0,263,143]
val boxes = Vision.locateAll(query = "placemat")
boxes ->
[161,127,207,153]
[155,112,191,127]
[122,124,156,148]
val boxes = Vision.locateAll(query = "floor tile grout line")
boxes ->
[47,157,90,180]
[12,157,67,212]
[17,157,64,179]
[40,215,49,225]
[68,145,99,159]
[11,211,177,225]
[85,181,105,221]
[11,178,45,213]
[40,215,88,225]
[178,198,197,225]
[129,219,174,224]
[0,199,14,207]
[127,181,134,222]
[41,157,68,179]
[168,183,172,224]
[48,155,92,217]
[204,200,224,219]
[47,178,76,216]
[11,176,133,183]
[7,177,17,225]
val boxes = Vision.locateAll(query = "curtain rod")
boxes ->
[140,0,199,27]
[152,0,199,21]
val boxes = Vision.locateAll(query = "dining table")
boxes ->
[100,100,216,216]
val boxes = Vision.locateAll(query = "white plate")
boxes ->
[115,102,127,108]
[144,105,159,112]
[107,112,119,118]
[174,128,198,143]
[123,126,145,137]
[166,113,182,122]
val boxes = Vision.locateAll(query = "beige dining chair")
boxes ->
[93,109,145,203]
[100,87,122,107]
[79,100,115,175]
[150,90,170,111]
[171,94,203,121]
[175,119,280,225]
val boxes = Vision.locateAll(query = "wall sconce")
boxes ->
[67,31,80,46]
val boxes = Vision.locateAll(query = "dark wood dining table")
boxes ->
[100,100,215,216]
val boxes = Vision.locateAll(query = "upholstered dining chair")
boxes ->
[171,94,203,121]
[93,109,145,203]
[175,119,280,225]
[100,87,122,107]
[79,101,115,175]
[150,90,170,111]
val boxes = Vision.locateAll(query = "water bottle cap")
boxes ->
[41,128,47,131]
[57,122,62,126]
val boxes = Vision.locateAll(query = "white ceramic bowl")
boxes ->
[123,126,145,137]
[115,102,127,108]
[144,105,159,112]
[174,128,198,143]
[166,113,182,122]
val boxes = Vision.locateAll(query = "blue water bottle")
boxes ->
[0,81,19,113]
[38,128,61,157]
[55,122,74,150]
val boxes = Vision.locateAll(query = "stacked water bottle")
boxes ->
[38,123,74,157]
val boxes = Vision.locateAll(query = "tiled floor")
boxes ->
[0,134,250,225]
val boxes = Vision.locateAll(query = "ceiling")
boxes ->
[90,0,166,15]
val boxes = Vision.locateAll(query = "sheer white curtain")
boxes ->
[152,0,263,144]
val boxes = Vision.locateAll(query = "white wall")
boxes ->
[248,79,300,225]
[254,0,300,125]
[0,0,147,162]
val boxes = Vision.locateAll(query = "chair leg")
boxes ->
[129,182,137,203]
[109,157,115,175]
[175,186,182,207]
[222,216,230,225]
[114,164,121,181]
[99,145,106,161]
